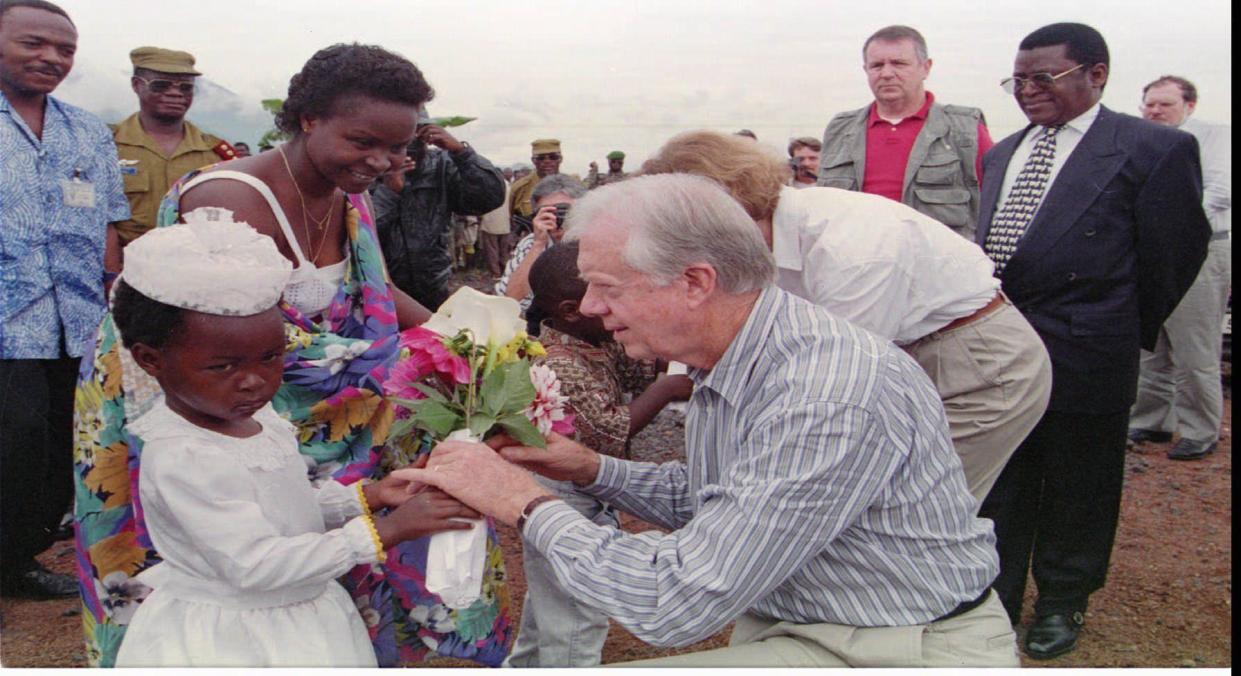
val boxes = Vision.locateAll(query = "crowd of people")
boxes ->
[0,0,1230,669]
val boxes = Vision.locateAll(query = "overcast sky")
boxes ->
[53,0,1232,170]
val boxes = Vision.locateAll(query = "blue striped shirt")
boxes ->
[524,286,998,647]
[0,92,129,359]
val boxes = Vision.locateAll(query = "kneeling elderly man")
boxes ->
[402,174,1017,667]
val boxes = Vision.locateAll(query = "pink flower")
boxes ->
[524,364,574,436]
[398,327,472,384]
[383,356,432,401]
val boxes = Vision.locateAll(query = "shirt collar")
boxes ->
[1061,101,1100,135]
[113,112,213,156]
[868,91,935,127]
[771,186,804,272]
[690,285,782,407]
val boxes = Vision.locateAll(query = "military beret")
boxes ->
[531,139,562,154]
[130,46,201,76]
[606,150,625,160]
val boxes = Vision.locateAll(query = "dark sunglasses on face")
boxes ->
[533,153,562,162]
[135,77,197,95]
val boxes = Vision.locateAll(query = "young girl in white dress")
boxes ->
[110,215,479,667]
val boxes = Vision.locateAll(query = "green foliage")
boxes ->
[429,116,477,128]
[258,98,290,148]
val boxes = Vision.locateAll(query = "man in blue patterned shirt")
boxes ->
[0,0,129,599]
[406,174,1018,666]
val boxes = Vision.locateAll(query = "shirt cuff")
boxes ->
[571,454,631,502]
[523,500,594,555]
[317,479,366,528]
[341,516,385,566]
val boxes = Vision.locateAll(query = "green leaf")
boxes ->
[480,360,536,418]
[260,98,285,114]
[429,115,476,128]
[410,400,462,438]
[468,414,497,439]
[499,413,546,448]
[412,383,450,403]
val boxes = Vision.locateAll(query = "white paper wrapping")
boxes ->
[423,428,488,609]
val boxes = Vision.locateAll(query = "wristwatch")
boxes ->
[516,495,560,533]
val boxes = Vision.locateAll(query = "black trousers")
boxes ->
[0,357,80,576]
[978,408,1128,623]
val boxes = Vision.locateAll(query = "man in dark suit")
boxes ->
[975,23,1211,660]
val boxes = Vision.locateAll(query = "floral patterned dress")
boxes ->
[72,168,512,667]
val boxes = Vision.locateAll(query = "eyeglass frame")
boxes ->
[134,76,198,96]
[532,153,562,162]
[1000,63,1086,95]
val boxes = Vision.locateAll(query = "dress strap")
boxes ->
[180,169,310,266]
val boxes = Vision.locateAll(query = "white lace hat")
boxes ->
[121,207,292,316]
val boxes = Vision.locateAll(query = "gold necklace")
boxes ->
[278,145,336,264]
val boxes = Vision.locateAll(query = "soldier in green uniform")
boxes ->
[585,150,629,189]
[111,47,236,245]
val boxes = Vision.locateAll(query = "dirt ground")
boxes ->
[1,268,1231,668]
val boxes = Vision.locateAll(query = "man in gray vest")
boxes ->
[817,25,994,239]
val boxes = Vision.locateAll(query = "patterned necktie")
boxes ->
[984,124,1065,274]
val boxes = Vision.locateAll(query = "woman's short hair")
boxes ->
[564,174,775,295]
[276,43,434,136]
[531,173,587,208]
[640,130,789,222]
[112,279,186,350]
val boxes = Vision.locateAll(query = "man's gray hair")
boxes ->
[564,174,775,294]
[531,173,587,208]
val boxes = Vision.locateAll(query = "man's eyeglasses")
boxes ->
[135,77,197,95]
[532,153,562,162]
[1000,64,1085,95]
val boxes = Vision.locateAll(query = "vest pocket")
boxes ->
[912,187,971,227]
[122,170,149,195]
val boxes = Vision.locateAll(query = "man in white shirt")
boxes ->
[1129,76,1232,461]
[641,130,1052,505]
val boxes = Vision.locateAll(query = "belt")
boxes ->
[933,588,992,623]
[1210,231,1230,241]
[936,292,1007,335]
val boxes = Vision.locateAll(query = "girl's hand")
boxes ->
[363,455,428,511]
[373,488,481,546]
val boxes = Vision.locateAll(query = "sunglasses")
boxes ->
[1000,64,1085,95]
[135,76,197,95]
[532,153,562,162]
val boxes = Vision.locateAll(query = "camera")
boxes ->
[553,202,571,229]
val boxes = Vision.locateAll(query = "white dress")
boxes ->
[114,401,380,667]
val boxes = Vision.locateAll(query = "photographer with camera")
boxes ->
[373,108,505,310]
[495,174,586,333]
[787,137,821,188]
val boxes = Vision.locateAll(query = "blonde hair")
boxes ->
[640,130,789,222]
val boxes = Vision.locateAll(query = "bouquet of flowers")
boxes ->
[382,287,572,607]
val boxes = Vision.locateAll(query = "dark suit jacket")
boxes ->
[976,106,1210,414]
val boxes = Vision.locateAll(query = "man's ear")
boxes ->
[1088,63,1109,91]
[558,299,583,322]
[129,343,164,378]
[682,263,718,309]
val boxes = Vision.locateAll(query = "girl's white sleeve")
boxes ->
[141,441,381,593]
[315,479,367,530]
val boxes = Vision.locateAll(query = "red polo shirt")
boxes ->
[860,92,994,203]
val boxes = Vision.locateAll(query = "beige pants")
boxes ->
[618,591,1018,667]
[907,301,1052,505]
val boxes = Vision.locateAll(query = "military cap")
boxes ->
[129,46,201,76]
[606,150,625,160]
[531,139,562,154]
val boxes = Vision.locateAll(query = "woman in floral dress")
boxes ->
[72,43,511,667]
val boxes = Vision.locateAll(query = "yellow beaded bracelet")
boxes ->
[360,513,387,565]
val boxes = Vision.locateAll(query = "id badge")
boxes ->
[61,178,96,208]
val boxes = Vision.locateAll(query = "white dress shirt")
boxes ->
[996,103,1101,218]
[771,186,998,344]
[1180,116,1231,234]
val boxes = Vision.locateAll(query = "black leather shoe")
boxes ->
[0,565,78,600]
[1024,612,1084,659]
[1127,428,1172,444]
[1167,438,1218,461]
